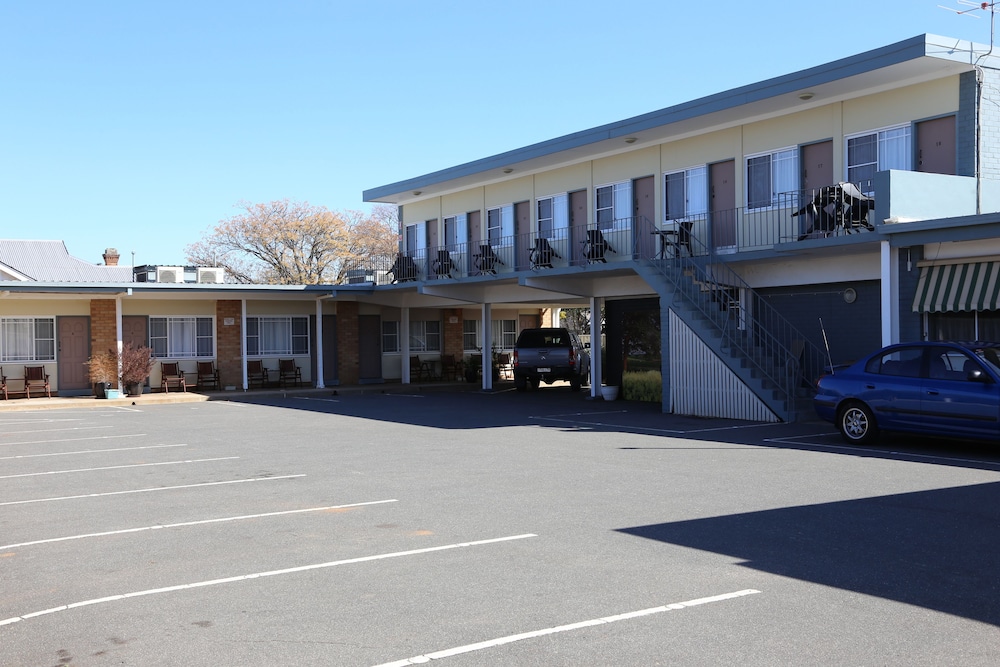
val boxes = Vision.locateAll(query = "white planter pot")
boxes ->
[600,385,618,401]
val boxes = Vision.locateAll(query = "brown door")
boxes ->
[569,189,588,265]
[467,211,481,274]
[710,159,736,249]
[801,140,833,191]
[57,316,90,393]
[633,175,655,257]
[514,201,531,270]
[917,116,956,175]
[426,218,439,253]
[358,315,382,382]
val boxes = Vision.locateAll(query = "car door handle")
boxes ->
[865,384,875,389]
[926,390,939,396]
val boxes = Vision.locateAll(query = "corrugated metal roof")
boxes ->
[0,240,133,283]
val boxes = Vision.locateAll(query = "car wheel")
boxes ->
[514,376,527,392]
[838,402,878,445]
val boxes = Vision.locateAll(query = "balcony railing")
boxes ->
[339,182,876,284]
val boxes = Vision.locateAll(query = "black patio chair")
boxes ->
[431,249,455,278]
[582,229,616,263]
[529,237,560,269]
[388,253,419,282]
[473,245,504,275]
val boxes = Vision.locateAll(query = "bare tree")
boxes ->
[336,204,399,283]
[186,200,367,284]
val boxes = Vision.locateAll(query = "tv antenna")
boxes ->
[938,1,996,17]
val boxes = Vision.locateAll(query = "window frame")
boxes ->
[594,181,631,231]
[846,124,912,194]
[148,316,215,360]
[663,166,707,222]
[244,315,308,358]
[486,205,514,247]
[408,320,441,353]
[535,193,569,240]
[0,316,56,363]
[745,147,798,210]
[382,320,400,354]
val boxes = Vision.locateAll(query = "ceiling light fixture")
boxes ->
[412,190,422,196]
[798,92,815,101]
[503,168,513,174]
[624,137,637,144]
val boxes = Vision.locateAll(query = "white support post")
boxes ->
[115,296,124,390]
[315,298,325,389]
[590,296,602,397]
[482,302,493,390]
[880,241,898,347]
[241,299,248,391]
[401,307,411,384]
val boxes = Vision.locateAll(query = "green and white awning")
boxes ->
[913,262,1000,313]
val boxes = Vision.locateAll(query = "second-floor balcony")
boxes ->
[345,172,1000,286]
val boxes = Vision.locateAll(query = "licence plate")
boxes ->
[537,367,551,373]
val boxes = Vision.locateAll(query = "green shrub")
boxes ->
[622,370,662,402]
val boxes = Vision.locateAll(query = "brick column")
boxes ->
[337,302,359,385]
[90,299,117,356]
[216,301,243,388]
[443,308,463,358]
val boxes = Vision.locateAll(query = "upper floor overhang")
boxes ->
[364,34,992,206]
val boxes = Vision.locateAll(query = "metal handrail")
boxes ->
[638,216,824,415]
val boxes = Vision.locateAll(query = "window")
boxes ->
[463,319,480,351]
[664,167,707,221]
[491,319,517,350]
[0,317,55,362]
[405,221,426,255]
[149,317,214,359]
[595,181,631,230]
[847,125,911,194]
[245,316,308,357]
[864,346,923,377]
[746,148,797,209]
[536,194,568,239]
[382,320,399,353]
[409,320,441,352]
[487,205,513,246]
[443,213,467,251]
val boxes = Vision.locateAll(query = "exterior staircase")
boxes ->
[634,221,824,422]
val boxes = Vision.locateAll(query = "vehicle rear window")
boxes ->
[516,330,568,347]
[865,347,923,377]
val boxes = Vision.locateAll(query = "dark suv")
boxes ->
[513,327,590,391]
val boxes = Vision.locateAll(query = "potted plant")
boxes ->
[86,350,118,398]
[119,342,155,396]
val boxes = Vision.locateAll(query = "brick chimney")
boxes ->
[103,248,120,266]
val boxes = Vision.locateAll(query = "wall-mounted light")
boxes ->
[843,287,857,304]
[624,137,637,144]
[798,92,815,101]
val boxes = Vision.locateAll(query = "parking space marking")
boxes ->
[0,425,114,436]
[0,474,306,507]
[0,434,146,447]
[531,416,685,435]
[0,499,399,550]
[294,397,340,403]
[0,457,239,480]
[0,418,84,426]
[373,588,761,667]
[0,533,537,628]
[0,444,188,461]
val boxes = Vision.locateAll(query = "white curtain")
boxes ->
[2,319,32,361]
[879,127,911,170]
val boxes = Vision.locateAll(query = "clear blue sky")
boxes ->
[0,1,992,267]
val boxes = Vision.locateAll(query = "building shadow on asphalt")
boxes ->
[617,481,1000,626]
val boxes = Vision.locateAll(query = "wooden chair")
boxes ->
[160,362,186,393]
[247,360,269,388]
[495,353,513,380]
[278,359,302,387]
[440,354,460,381]
[196,361,221,390]
[24,365,51,398]
[409,356,432,382]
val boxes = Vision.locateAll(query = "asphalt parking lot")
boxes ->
[2,387,999,666]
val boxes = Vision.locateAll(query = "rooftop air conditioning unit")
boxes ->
[197,267,226,284]
[156,267,184,283]
[346,268,374,284]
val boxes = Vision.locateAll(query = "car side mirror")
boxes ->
[967,369,989,383]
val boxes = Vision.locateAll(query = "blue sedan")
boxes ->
[813,341,1000,444]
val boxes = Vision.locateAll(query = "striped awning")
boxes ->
[912,262,1000,313]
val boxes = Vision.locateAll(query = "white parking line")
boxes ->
[0,418,84,426]
[0,434,146,447]
[0,457,239,480]
[0,444,188,461]
[0,474,305,506]
[373,589,761,667]
[0,499,399,550]
[0,426,114,436]
[0,533,537,628]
